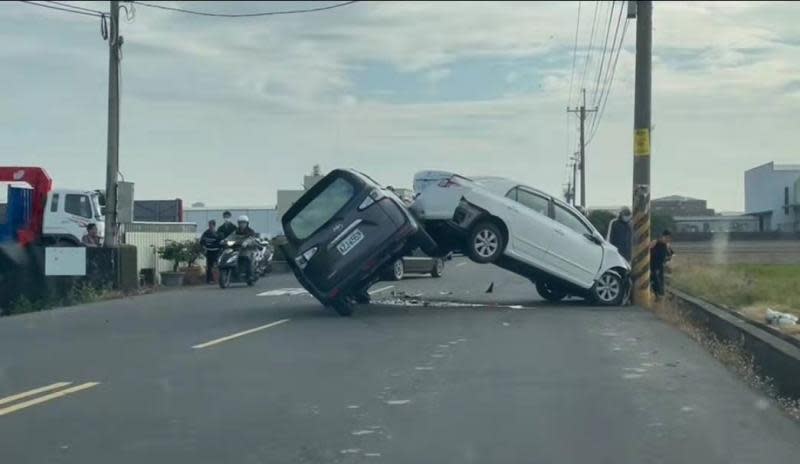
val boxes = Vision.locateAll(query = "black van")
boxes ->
[280,169,435,316]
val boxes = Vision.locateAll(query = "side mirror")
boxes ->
[584,233,602,245]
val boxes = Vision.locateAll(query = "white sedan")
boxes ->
[410,171,630,305]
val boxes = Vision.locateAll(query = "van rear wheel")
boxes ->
[329,298,354,316]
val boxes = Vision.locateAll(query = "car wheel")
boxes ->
[391,259,405,281]
[431,258,444,278]
[535,280,566,302]
[467,221,504,263]
[592,271,624,306]
[219,269,232,289]
[329,298,354,316]
[354,289,371,304]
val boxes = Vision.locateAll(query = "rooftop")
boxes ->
[653,195,705,202]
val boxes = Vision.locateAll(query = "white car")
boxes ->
[411,171,630,306]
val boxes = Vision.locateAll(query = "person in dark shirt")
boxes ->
[200,220,221,284]
[216,210,236,241]
[650,229,673,299]
[606,206,632,262]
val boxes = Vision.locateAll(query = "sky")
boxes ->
[1,1,799,211]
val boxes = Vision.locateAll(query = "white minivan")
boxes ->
[411,171,630,306]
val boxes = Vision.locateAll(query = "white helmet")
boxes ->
[237,215,249,224]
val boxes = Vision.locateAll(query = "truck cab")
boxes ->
[42,189,105,245]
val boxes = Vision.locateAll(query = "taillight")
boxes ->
[438,177,462,188]
[295,246,318,269]
[358,189,385,210]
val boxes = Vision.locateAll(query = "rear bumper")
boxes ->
[284,223,416,307]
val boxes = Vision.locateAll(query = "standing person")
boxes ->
[650,229,673,299]
[200,220,221,284]
[607,206,633,262]
[217,210,236,240]
[82,223,101,247]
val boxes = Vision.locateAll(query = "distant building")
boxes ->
[276,166,325,217]
[673,214,759,233]
[184,207,281,238]
[652,195,714,217]
[745,162,800,232]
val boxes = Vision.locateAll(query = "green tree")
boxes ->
[588,210,616,236]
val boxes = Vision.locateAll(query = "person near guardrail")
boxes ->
[201,220,221,284]
[607,206,632,262]
[650,229,673,300]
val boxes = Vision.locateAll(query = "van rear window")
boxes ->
[289,177,355,240]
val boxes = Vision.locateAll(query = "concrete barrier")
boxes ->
[668,288,800,399]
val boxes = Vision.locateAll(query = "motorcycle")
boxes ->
[217,235,262,289]
[253,236,274,277]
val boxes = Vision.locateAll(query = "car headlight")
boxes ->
[226,240,235,246]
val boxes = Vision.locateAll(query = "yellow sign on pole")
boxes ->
[634,128,650,157]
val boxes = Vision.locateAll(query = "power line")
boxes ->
[579,1,600,91]
[566,1,582,108]
[45,1,106,15]
[19,0,102,17]
[131,0,359,18]
[589,1,616,108]
[587,17,629,144]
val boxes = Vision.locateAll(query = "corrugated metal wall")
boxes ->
[124,222,198,280]
[184,208,282,238]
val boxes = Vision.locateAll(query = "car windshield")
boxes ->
[288,177,355,240]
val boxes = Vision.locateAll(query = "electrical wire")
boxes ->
[19,0,102,17]
[566,1,582,109]
[45,1,106,15]
[579,1,600,92]
[587,18,629,144]
[589,1,616,109]
[131,0,359,18]
[588,2,625,139]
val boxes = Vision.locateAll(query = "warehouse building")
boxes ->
[745,162,800,232]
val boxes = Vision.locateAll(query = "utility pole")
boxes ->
[631,1,652,306]
[571,152,579,206]
[104,0,121,247]
[567,89,597,208]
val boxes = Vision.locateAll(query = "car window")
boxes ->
[64,194,92,219]
[288,177,355,240]
[505,188,517,201]
[554,203,592,236]
[516,189,549,215]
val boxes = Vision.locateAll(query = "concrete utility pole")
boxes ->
[567,89,597,208]
[104,0,121,246]
[631,1,652,306]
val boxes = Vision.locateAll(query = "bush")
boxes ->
[158,240,203,272]
[588,210,615,236]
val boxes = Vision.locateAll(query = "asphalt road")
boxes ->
[1,258,799,463]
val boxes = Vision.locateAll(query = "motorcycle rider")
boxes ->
[216,210,237,241]
[227,215,259,282]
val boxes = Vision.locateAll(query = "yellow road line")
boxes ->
[0,382,99,417]
[192,319,290,349]
[0,382,73,406]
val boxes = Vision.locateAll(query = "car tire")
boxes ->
[390,259,404,281]
[219,269,232,289]
[329,298,354,316]
[591,271,625,306]
[354,290,371,304]
[535,280,566,302]
[431,258,444,278]
[467,221,504,263]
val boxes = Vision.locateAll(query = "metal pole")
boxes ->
[579,89,586,208]
[631,0,652,306]
[104,0,120,247]
[572,153,578,206]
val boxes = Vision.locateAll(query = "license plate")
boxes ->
[337,229,364,256]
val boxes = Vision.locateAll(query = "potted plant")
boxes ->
[180,240,207,285]
[157,240,192,286]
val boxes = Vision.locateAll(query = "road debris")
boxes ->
[765,308,798,327]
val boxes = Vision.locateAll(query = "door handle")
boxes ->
[554,228,565,236]
[507,205,520,212]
